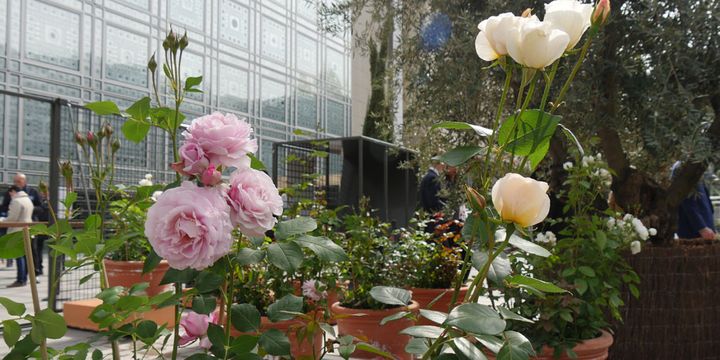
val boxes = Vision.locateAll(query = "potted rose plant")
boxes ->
[503,154,649,359]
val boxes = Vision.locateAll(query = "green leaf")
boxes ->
[0,297,26,316]
[195,271,224,294]
[122,118,151,143]
[369,286,412,306]
[236,248,265,266]
[355,342,395,359]
[2,320,21,346]
[498,307,533,323]
[185,354,215,360]
[578,266,596,277]
[230,335,259,354]
[62,192,78,209]
[507,275,567,294]
[248,154,266,171]
[497,110,560,166]
[128,282,149,295]
[160,268,198,285]
[184,76,203,91]
[206,323,226,356]
[380,311,410,325]
[453,337,488,360]
[432,121,493,137]
[498,331,534,360]
[507,234,551,257]
[266,242,304,272]
[575,278,588,295]
[191,295,217,315]
[85,101,121,115]
[125,97,151,121]
[84,214,102,231]
[294,235,347,262]
[258,329,291,356]
[231,303,261,332]
[267,294,303,322]
[475,335,504,354]
[400,325,444,338]
[135,320,157,339]
[275,217,317,240]
[32,308,68,341]
[437,146,485,167]
[419,309,448,325]
[472,252,511,284]
[406,338,430,355]
[0,231,26,259]
[96,286,124,305]
[445,303,506,335]
[92,349,103,360]
[142,249,162,275]
[117,295,148,311]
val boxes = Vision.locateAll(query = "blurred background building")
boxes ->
[0,0,352,184]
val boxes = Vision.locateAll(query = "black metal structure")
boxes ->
[273,136,418,227]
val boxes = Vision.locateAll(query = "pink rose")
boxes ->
[302,280,327,302]
[201,164,223,186]
[172,142,210,176]
[179,311,211,347]
[145,181,234,270]
[183,112,258,169]
[227,168,283,237]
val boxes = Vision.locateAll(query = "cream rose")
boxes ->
[475,13,524,61]
[544,0,594,49]
[492,173,551,227]
[506,17,569,69]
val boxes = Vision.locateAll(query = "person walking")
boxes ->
[672,162,717,240]
[33,188,50,276]
[0,173,42,271]
[4,185,35,287]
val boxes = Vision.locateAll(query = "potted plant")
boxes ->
[504,155,650,359]
[103,183,170,296]
[331,204,419,360]
[391,218,467,320]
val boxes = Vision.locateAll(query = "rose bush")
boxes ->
[182,112,257,169]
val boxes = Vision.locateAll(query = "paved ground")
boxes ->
[0,263,50,323]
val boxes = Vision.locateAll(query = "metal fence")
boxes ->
[0,90,174,311]
[273,136,418,227]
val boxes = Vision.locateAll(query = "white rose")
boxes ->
[563,162,573,170]
[630,240,641,255]
[506,17,569,69]
[649,228,657,236]
[607,218,616,228]
[544,231,557,246]
[544,0,594,49]
[475,13,526,61]
[492,173,551,227]
[138,179,153,186]
[145,173,153,180]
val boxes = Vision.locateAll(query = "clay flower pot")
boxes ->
[230,315,323,358]
[103,259,170,296]
[332,301,419,360]
[487,330,613,360]
[411,286,468,325]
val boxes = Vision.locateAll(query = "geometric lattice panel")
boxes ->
[297,33,317,76]
[220,0,250,49]
[169,0,205,28]
[261,16,286,63]
[25,0,81,70]
[105,26,148,87]
[261,78,286,122]
[326,99,345,136]
[297,89,317,129]
[218,63,249,113]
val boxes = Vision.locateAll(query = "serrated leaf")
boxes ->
[266,242,303,272]
[275,217,317,239]
[85,101,121,115]
[267,294,303,322]
[575,278,588,295]
[231,303,261,332]
[258,329,291,356]
[191,295,217,315]
[497,110,560,169]
[578,266,596,277]
[121,118,151,143]
[236,248,265,266]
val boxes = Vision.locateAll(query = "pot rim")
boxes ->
[409,286,469,294]
[540,329,614,355]
[331,300,419,317]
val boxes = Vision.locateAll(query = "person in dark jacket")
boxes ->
[32,188,50,275]
[0,173,42,217]
[672,162,717,240]
[420,161,446,214]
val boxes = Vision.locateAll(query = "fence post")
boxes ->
[48,98,63,311]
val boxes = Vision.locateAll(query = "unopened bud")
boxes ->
[60,161,74,191]
[179,32,189,50]
[111,138,121,154]
[38,180,48,195]
[465,186,486,211]
[86,131,97,146]
[201,164,223,186]
[521,8,533,18]
[166,30,178,52]
[148,53,157,73]
[74,131,86,146]
[592,0,610,26]
[100,122,114,138]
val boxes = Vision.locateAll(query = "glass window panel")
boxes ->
[261,16,286,63]
[296,34,317,76]
[23,99,51,156]
[25,0,81,70]
[260,138,274,170]
[220,0,250,49]
[296,0,316,20]
[297,90,317,129]
[261,78,286,122]
[105,26,148,86]
[169,0,204,28]
[218,64,249,113]
[325,48,345,89]
[326,99,344,136]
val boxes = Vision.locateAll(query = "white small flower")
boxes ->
[544,231,557,246]
[649,228,657,236]
[623,214,633,221]
[563,162,574,170]
[607,218,616,228]
[116,184,126,191]
[617,220,625,228]
[535,233,547,243]
[630,240,641,255]
[138,179,153,186]
[151,191,163,202]
[145,173,153,180]
[595,153,602,160]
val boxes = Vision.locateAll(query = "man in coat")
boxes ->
[5,185,35,287]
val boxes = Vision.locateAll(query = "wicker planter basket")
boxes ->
[610,239,720,359]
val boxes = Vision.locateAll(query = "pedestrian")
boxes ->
[0,173,42,270]
[33,187,50,276]
[672,162,717,240]
[4,185,35,287]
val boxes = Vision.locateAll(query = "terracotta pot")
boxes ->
[486,330,613,360]
[230,315,323,359]
[103,259,170,296]
[411,286,468,325]
[332,301,419,360]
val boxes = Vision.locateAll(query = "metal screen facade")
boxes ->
[274,137,418,227]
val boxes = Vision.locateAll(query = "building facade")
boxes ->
[0,0,351,185]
